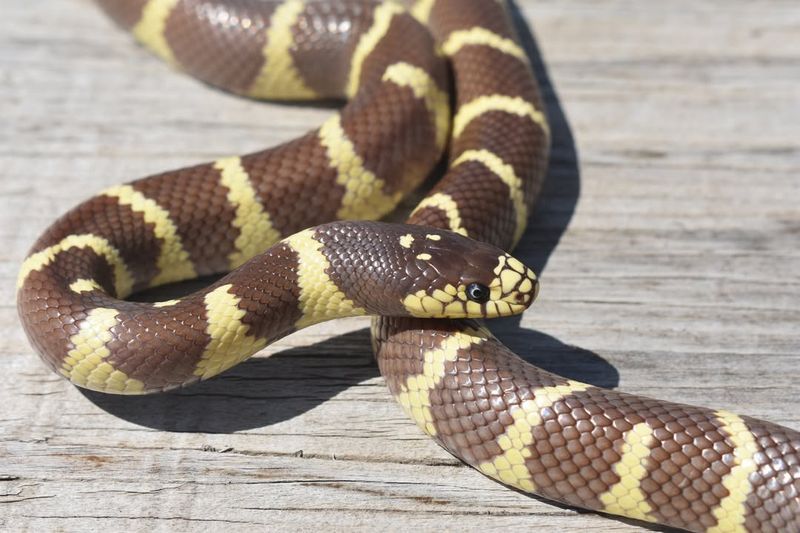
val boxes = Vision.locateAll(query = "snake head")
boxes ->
[395,230,539,319]
[313,221,538,319]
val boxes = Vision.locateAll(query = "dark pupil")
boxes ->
[466,283,490,303]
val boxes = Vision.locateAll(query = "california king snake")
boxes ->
[15,0,799,531]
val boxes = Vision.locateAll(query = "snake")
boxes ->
[15,0,799,531]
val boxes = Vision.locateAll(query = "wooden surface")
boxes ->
[1,0,798,531]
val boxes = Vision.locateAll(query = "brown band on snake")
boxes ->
[427,0,516,39]
[238,134,343,235]
[338,83,439,197]
[412,161,519,246]
[102,298,211,390]
[455,111,549,184]
[162,0,274,93]
[228,241,303,341]
[289,1,377,96]
[131,163,240,277]
[97,0,149,31]
[20,248,117,369]
[741,417,800,531]
[449,46,539,103]
[241,132,338,235]
[29,195,163,292]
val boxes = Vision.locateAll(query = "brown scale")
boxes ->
[517,390,738,531]
[453,111,549,207]
[340,82,440,197]
[239,133,345,235]
[290,1,378,96]
[62,0,446,283]
[410,112,549,249]
[100,239,304,390]
[450,46,540,104]
[414,161,518,246]
[428,0,517,40]
[96,0,149,31]
[355,11,445,90]
[132,163,240,277]
[17,249,117,374]
[29,194,163,292]
[374,316,796,532]
[227,241,302,342]
[162,0,275,94]
[742,417,800,532]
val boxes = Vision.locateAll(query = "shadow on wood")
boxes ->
[81,326,618,432]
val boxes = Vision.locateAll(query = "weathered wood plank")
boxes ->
[1,0,798,531]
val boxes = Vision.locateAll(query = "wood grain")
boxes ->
[1,0,798,531]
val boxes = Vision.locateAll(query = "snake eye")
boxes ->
[466,282,490,303]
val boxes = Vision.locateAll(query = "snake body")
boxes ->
[16,0,799,531]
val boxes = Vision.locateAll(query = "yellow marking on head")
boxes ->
[153,299,180,308]
[416,253,432,261]
[453,95,549,139]
[69,278,102,294]
[598,422,658,523]
[441,27,526,60]
[453,149,527,245]
[132,0,181,63]
[499,269,523,294]
[507,256,526,274]
[518,278,533,294]
[194,284,268,380]
[478,380,591,491]
[248,0,317,99]
[411,193,468,236]
[404,288,458,318]
[431,288,454,303]
[425,234,441,241]
[59,307,145,394]
[403,282,525,319]
[409,0,435,23]
[395,327,488,435]
[18,234,134,298]
[214,156,282,268]
[285,229,367,328]
[399,234,414,248]
[708,411,760,533]
[382,62,450,151]
[319,115,404,219]
[103,185,195,286]
[346,2,404,97]
[493,255,507,276]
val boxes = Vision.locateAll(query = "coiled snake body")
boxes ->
[16,0,799,531]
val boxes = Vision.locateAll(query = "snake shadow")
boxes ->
[82,326,610,432]
[82,2,620,432]
[82,329,376,432]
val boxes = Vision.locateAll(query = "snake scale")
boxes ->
[15,0,799,531]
